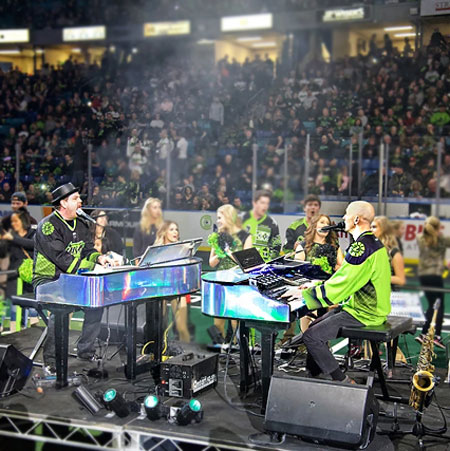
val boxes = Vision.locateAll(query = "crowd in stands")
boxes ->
[0,0,416,29]
[0,32,449,211]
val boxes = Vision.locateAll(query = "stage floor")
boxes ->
[0,326,449,450]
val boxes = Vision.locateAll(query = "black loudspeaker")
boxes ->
[0,344,33,397]
[99,304,147,343]
[264,375,379,449]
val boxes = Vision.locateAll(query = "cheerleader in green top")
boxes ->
[208,204,252,340]
[295,214,344,332]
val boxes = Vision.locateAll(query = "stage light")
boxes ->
[103,388,130,418]
[144,394,164,421]
[175,398,203,426]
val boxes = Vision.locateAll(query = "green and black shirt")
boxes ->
[303,231,391,326]
[242,211,281,261]
[33,211,101,288]
[284,217,309,253]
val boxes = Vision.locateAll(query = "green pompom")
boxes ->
[18,258,33,283]
[207,232,227,259]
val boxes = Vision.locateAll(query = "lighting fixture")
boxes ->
[144,394,163,421]
[0,49,21,55]
[251,41,277,48]
[175,398,203,426]
[236,36,262,42]
[384,26,413,32]
[103,388,130,418]
[394,33,419,38]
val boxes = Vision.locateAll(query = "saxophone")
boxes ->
[409,299,440,412]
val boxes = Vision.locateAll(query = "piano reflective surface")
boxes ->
[37,257,202,307]
[37,257,202,387]
[201,260,329,411]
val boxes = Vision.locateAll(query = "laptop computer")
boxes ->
[232,247,266,273]
[139,238,202,267]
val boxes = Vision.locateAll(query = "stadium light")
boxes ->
[71,48,82,53]
[394,33,419,38]
[251,42,277,48]
[197,39,215,45]
[132,47,138,54]
[0,49,21,55]
[236,36,262,42]
[384,26,413,32]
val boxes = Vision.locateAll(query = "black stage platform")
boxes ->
[0,326,449,450]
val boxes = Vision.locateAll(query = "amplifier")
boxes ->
[160,352,218,398]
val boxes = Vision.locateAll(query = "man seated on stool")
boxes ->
[282,201,391,384]
[33,183,118,374]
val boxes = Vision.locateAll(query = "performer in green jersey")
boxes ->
[242,190,281,262]
[282,201,391,383]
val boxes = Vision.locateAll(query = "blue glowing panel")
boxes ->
[37,258,202,308]
[201,280,290,323]
[201,268,249,284]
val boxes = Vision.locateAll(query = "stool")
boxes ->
[11,293,48,367]
[339,316,415,403]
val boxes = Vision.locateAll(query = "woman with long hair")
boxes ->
[295,214,344,332]
[0,208,36,331]
[415,216,450,349]
[91,209,124,255]
[155,221,190,343]
[133,197,163,260]
[208,204,252,340]
[371,216,406,287]
[371,216,407,367]
[390,219,405,254]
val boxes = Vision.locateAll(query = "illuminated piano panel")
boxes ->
[202,280,291,323]
[37,258,202,308]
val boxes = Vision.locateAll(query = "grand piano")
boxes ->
[202,257,329,410]
[37,248,202,387]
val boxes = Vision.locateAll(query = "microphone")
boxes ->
[76,208,97,225]
[319,221,345,232]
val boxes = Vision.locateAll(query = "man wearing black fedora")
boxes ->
[33,183,114,372]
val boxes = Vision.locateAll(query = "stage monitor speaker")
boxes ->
[264,375,378,450]
[99,304,147,343]
[0,344,33,397]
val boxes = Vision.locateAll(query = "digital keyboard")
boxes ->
[201,261,328,324]
[201,260,330,411]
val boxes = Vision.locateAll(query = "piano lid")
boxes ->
[202,268,249,284]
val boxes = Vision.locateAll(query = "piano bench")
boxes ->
[339,316,415,403]
[11,293,49,327]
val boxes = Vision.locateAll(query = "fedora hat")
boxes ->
[51,182,79,206]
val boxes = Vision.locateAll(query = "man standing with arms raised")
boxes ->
[33,183,114,373]
[242,190,281,262]
[283,201,391,383]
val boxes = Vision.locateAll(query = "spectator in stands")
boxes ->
[133,198,163,260]
[415,216,450,349]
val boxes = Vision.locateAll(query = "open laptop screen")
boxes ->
[139,238,202,267]
[232,247,265,273]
